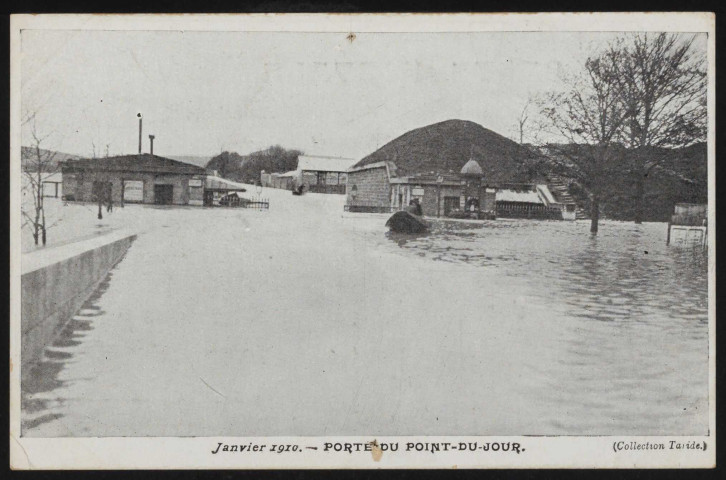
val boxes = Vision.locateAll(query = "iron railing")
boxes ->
[220,197,270,210]
[496,202,563,220]
[344,204,401,213]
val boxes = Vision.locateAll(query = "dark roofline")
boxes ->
[61,153,207,175]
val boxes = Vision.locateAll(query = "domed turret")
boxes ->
[460,158,483,176]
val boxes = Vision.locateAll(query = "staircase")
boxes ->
[548,176,589,220]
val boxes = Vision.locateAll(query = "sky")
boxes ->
[19,29,705,160]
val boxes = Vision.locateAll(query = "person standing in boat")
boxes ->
[408,198,423,216]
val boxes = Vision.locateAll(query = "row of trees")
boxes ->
[206,145,302,183]
[530,33,706,233]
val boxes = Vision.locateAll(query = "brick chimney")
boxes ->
[137,113,143,154]
[149,135,155,156]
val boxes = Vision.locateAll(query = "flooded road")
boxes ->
[22,194,709,437]
[380,218,709,435]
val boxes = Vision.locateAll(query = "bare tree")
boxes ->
[515,96,532,145]
[89,142,110,220]
[613,33,707,223]
[538,50,628,233]
[21,120,58,246]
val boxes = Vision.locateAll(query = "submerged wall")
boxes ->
[21,231,137,370]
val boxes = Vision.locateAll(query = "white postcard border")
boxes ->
[9,12,716,470]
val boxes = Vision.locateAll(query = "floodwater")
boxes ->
[21,191,709,437]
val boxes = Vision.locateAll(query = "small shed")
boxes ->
[203,175,249,206]
[296,155,357,194]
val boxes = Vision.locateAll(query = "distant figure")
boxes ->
[105,183,113,212]
[408,198,422,216]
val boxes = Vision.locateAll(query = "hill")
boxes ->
[21,147,81,171]
[165,155,213,168]
[352,119,544,182]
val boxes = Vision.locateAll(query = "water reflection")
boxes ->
[385,230,430,247]
[386,220,707,316]
[21,271,113,434]
[382,219,708,434]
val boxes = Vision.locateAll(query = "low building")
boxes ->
[667,203,707,247]
[261,171,295,191]
[347,156,563,219]
[267,155,356,194]
[495,184,564,219]
[298,155,357,194]
[347,157,497,217]
[61,154,207,206]
[40,172,63,198]
[346,161,396,212]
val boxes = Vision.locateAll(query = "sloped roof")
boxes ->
[205,175,248,190]
[61,154,206,175]
[298,155,357,173]
[496,189,543,204]
[536,184,559,205]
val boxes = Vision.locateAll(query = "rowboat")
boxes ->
[385,211,429,234]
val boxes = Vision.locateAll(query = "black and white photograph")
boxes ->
[10,13,715,469]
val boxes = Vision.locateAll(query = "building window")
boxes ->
[303,171,317,185]
[326,172,339,185]
[123,180,144,202]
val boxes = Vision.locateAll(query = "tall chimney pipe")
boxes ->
[138,114,143,154]
[149,135,155,156]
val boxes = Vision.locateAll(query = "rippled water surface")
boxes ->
[377,218,709,434]
[22,200,709,437]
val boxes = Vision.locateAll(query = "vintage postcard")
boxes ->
[10,12,715,469]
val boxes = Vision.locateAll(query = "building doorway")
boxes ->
[154,184,174,205]
[203,190,215,206]
[444,196,460,215]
